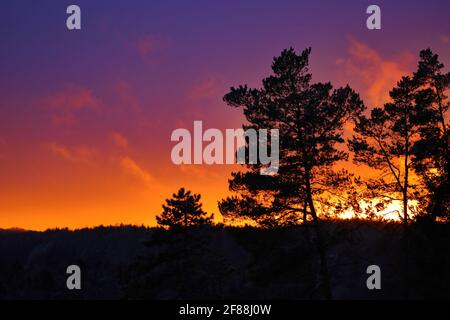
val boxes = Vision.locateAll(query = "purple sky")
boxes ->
[1,0,449,229]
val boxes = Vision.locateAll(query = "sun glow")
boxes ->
[340,199,420,221]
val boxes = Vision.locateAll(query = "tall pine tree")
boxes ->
[349,76,424,226]
[412,49,450,221]
[219,47,364,299]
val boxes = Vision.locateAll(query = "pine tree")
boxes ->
[348,73,429,299]
[156,188,213,229]
[412,49,450,221]
[219,47,364,299]
[349,76,425,226]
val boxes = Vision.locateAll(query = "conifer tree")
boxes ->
[157,188,213,229]
[219,47,364,299]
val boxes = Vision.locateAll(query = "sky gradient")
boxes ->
[1,0,450,230]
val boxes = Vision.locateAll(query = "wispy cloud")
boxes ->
[45,85,102,126]
[337,38,413,107]
[177,164,224,182]
[110,131,129,149]
[135,34,169,65]
[113,80,143,112]
[188,77,221,99]
[47,143,97,165]
[120,156,157,185]
[440,34,450,45]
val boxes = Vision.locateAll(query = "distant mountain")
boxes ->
[0,227,27,233]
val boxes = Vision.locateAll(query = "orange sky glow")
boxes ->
[1,1,449,230]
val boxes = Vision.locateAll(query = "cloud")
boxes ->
[110,131,129,149]
[136,35,169,65]
[337,38,413,106]
[440,35,450,44]
[120,156,157,185]
[188,77,221,99]
[45,85,102,126]
[113,80,143,112]
[47,143,97,165]
[177,164,223,182]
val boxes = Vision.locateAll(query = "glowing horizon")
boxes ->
[1,0,450,231]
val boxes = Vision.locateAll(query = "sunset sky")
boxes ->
[1,0,450,230]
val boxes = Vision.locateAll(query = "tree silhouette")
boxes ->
[156,188,213,229]
[219,47,364,299]
[412,49,450,221]
[349,75,426,226]
[348,49,450,299]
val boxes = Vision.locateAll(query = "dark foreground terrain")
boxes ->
[0,221,449,299]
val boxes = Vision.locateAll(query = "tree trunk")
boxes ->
[403,155,409,226]
[302,198,308,225]
[305,175,332,300]
[435,86,450,180]
[427,86,449,222]
[402,114,410,299]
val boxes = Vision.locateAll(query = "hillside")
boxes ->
[0,221,449,299]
